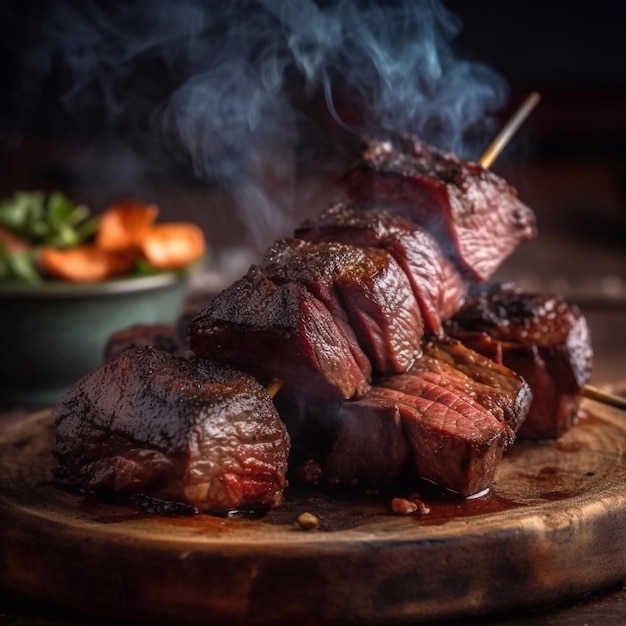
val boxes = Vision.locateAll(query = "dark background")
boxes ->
[444,2,626,160]
[1,2,624,148]
[0,0,624,265]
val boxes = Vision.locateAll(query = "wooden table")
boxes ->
[2,579,626,626]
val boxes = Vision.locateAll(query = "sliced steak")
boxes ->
[260,238,371,380]
[189,265,370,400]
[284,366,514,497]
[261,238,423,375]
[412,337,533,433]
[338,136,537,281]
[53,346,290,513]
[368,381,512,497]
[445,283,593,439]
[295,201,466,335]
[378,372,515,443]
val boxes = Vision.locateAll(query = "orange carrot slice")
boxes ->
[138,223,206,270]
[96,201,159,251]
[39,245,135,283]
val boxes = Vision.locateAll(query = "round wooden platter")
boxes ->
[2,403,626,626]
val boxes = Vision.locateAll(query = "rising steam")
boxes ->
[13,0,507,248]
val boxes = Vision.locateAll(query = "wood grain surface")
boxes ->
[2,402,626,626]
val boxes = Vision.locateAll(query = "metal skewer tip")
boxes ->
[479,91,541,169]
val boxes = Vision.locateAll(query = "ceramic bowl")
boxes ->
[0,271,193,406]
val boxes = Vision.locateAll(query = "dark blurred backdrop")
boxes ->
[0,0,624,267]
[2,2,623,150]
[444,1,626,159]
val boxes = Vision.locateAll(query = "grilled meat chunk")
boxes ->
[261,238,422,375]
[369,380,512,497]
[338,136,537,281]
[282,395,411,489]
[53,346,290,513]
[412,337,533,433]
[445,283,593,439]
[295,201,467,335]
[323,397,411,487]
[189,265,370,400]
[282,338,525,496]
[260,238,371,380]
[104,323,188,361]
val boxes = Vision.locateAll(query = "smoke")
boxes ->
[10,0,507,249]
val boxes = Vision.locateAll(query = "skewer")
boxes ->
[266,378,283,399]
[479,91,541,168]
[478,91,626,412]
[263,94,541,408]
[580,385,626,411]
[268,94,621,411]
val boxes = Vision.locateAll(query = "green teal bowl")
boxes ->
[0,271,192,406]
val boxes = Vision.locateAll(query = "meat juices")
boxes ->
[53,346,290,513]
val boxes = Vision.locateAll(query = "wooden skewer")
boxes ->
[268,94,623,412]
[580,385,626,411]
[478,91,626,412]
[264,96,541,407]
[266,378,283,399]
[479,91,541,169]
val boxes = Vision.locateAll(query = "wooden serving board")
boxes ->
[2,403,626,626]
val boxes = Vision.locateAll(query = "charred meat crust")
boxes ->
[261,237,423,375]
[53,346,291,513]
[189,265,371,400]
[338,136,537,281]
[295,201,467,335]
[445,283,593,439]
